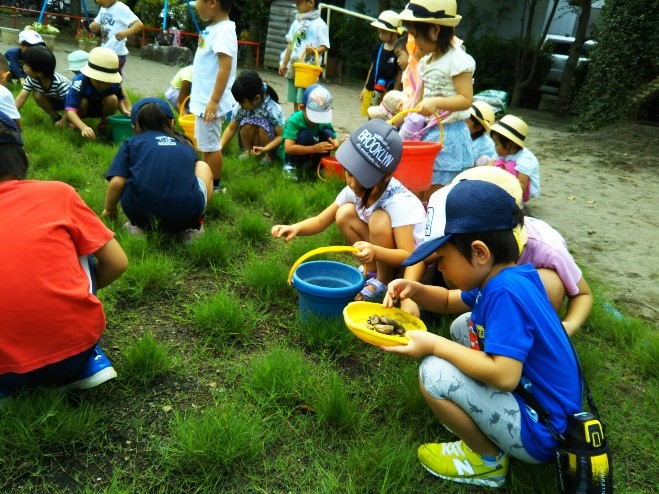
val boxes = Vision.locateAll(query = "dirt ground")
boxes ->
[8,39,659,322]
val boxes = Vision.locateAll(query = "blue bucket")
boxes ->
[291,260,364,320]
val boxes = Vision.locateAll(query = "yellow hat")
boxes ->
[398,0,462,27]
[469,101,495,131]
[81,47,122,84]
[371,10,402,34]
[490,114,528,149]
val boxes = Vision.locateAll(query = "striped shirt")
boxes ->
[22,72,71,100]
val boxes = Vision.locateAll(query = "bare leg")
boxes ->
[32,92,59,120]
[100,95,119,124]
[204,149,223,181]
[368,209,396,283]
[239,124,258,151]
[335,203,374,272]
[194,160,214,206]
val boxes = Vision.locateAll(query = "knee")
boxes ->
[419,355,460,400]
[319,128,334,141]
[537,268,567,312]
[335,203,357,227]
[367,210,393,239]
[296,129,315,146]
[449,312,472,347]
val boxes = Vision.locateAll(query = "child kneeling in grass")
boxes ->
[65,47,130,140]
[103,97,213,243]
[14,46,71,127]
[272,119,426,301]
[0,111,127,400]
[381,179,581,488]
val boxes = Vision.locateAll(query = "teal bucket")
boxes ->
[291,260,364,320]
[108,115,133,144]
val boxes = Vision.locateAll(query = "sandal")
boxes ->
[356,278,387,302]
[358,265,377,280]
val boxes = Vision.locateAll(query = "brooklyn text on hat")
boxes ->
[401,179,518,266]
[367,90,404,120]
[335,119,403,189]
[301,84,333,124]
[131,97,175,126]
[398,0,462,27]
[489,114,528,149]
[371,10,402,33]
[18,30,45,46]
[469,101,495,130]
[80,47,122,84]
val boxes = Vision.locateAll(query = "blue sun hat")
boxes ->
[131,97,175,126]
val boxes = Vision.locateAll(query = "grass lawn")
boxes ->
[1,91,657,494]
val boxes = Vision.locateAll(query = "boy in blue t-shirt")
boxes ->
[381,180,581,489]
[282,84,338,181]
[65,47,129,140]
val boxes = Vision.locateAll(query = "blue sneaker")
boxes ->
[64,345,117,390]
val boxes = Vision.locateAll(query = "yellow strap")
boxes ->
[288,246,363,284]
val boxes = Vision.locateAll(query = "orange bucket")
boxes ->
[388,109,444,192]
[293,49,323,88]
[178,96,197,150]
[317,156,344,180]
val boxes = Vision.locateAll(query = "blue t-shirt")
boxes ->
[461,264,581,462]
[106,130,204,233]
[65,73,123,110]
[472,133,495,160]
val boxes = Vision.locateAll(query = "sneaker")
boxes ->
[64,345,117,390]
[124,221,145,235]
[182,224,204,244]
[213,181,227,194]
[417,440,508,488]
[283,163,298,181]
[238,150,251,160]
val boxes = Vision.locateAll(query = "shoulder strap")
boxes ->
[373,44,384,84]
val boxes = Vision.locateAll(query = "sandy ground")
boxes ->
[7,39,658,322]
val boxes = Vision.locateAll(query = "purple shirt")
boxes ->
[518,217,582,296]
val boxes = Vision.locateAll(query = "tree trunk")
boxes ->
[511,0,560,108]
[555,0,591,116]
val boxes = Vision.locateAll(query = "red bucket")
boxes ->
[394,141,442,192]
[318,156,344,180]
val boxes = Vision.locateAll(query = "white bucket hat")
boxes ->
[398,0,462,27]
[469,101,495,131]
[490,114,528,149]
[367,90,404,120]
[371,10,402,34]
[80,47,122,84]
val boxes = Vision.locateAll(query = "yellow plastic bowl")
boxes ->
[343,301,427,346]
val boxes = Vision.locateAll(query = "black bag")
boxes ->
[515,330,613,494]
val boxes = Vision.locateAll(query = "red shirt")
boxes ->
[0,180,114,374]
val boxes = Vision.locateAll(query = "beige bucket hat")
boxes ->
[490,114,528,148]
[398,0,462,27]
[469,101,495,131]
[371,10,402,33]
[81,47,122,84]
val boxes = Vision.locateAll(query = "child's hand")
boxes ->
[379,329,436,358]
[313,141,333,154]
[278,63,286,76]
[115,30,128,41]
[89,22,100,33]
[203,100,219,124]
[328,138,339,150]
[271,224,298,241]
[53,116,66,129]
[383,279,419,307]
[121,107,131,117]
[415,99,440,117]
[81,126,96,139]
[352,241,374,263]
[252,146,265,156]
[304,45,317,56]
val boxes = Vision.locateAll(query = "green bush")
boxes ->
[329,2,376,80]
[466,34,552,109]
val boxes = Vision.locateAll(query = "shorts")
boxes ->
[195,176,208,208]
[83,97,104,118]
[194,115,223,153]
[117,55,127,76]
[286,78,305,104]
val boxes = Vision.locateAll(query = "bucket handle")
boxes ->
[179,95,190,116]
[300,48,320,68]
[388,108,444,147]
[288,246,363,285]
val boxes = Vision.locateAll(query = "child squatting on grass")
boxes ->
[399,167,593,335]
[65,47,130,140]
[103,97,213,242]
[271,119,426,301]
[381,179,582,488]
[0,111,128,400]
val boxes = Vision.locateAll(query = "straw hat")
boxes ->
[469,101,495,131]
[398,0,462,27]
[489,114,528,149]
[81,47,122,84]
[371,10,402,34]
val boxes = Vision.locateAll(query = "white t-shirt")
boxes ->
[190,20,237,118]
[285,15,330,76]
[335,177,426,245]
[421,45,475,124]
[94,1,140,56]
[504,147,541,198]
[0,85,20,120]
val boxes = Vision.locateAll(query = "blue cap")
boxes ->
[131,97,175,126]
[401,180,519,266]
[0,110,23,146]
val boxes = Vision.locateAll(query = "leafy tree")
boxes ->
[574,0,659,129]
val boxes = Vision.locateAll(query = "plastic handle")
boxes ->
[303,48,320,67]
[179,95,190,116]
[288,246,363,285]
[388,109,444,147]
